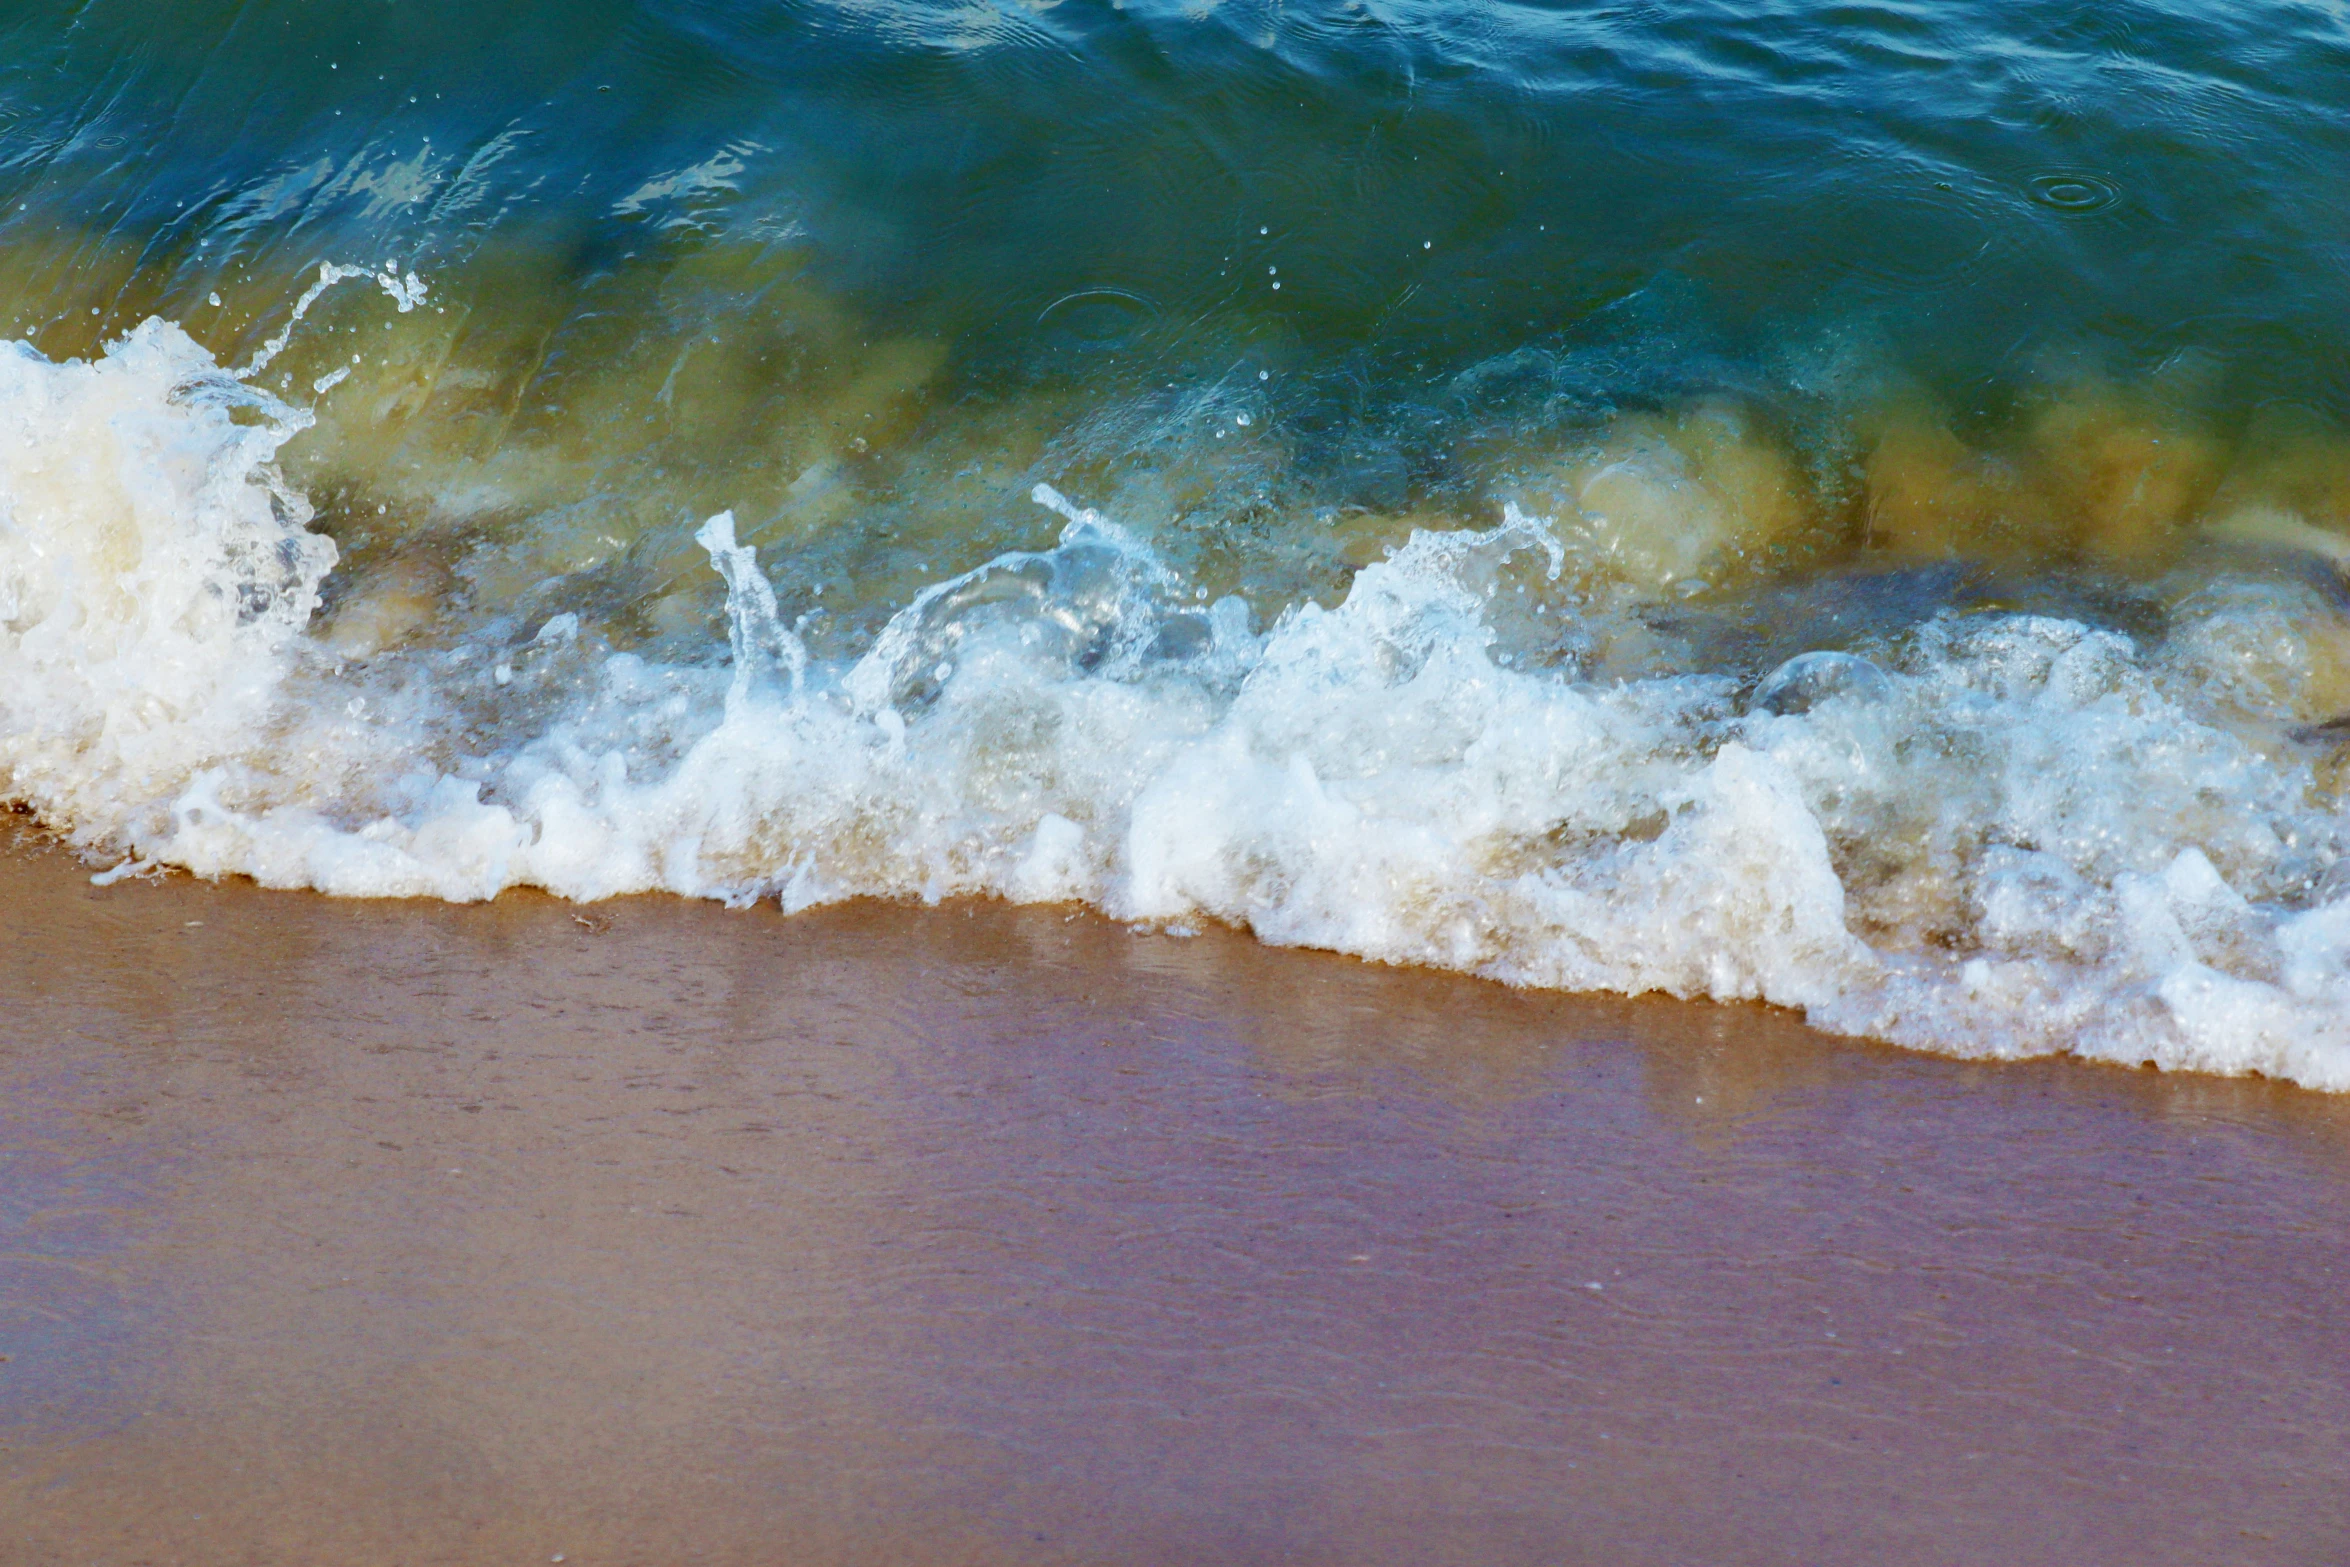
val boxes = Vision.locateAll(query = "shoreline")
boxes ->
[2,830,2346,1564]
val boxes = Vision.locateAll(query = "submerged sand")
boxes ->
[0,828,2346,1565]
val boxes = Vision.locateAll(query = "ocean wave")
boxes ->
[6,310,2350,1089]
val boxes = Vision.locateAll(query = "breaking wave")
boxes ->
[7,309,2350,1089]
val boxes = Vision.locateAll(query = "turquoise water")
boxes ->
[6,1,2350,1084]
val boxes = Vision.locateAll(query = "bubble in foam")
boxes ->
[1749,651,1891,716]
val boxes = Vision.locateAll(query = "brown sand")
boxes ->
[1,827,2346,1566]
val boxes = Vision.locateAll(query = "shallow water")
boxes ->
[6,0,2350,1082]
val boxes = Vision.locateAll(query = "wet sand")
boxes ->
[1,827,2346,1566]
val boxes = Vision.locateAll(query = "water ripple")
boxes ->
[2025,169,2124,216]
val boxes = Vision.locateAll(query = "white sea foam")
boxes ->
[5,322,2350,1088]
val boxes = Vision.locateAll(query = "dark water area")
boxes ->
[10,0,2350,390]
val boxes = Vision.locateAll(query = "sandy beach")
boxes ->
[1,826,2344,1564]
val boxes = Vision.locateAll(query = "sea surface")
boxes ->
[5,0,2350,1084]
